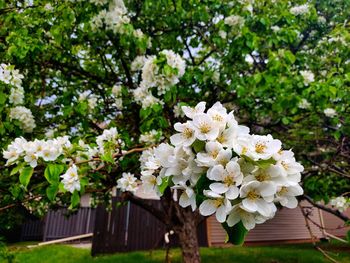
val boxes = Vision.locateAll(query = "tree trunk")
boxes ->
[174,208,201,263]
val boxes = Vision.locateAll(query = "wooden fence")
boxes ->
[91,198,208,256]
[21,207,96,241]
[21,219,44,241]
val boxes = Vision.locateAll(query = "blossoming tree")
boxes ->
[0,0,350,262]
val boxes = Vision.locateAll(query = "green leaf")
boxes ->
[284,50,296,64]
[101,151,114,164]
[243,155,276,169]
[192,140,205,153]
[10,163,25,176]
[58,182,66,193]
[346,230,350,244]
[44,164,65,184]
[195,173,212,205]
[69,190,80,209]
[222,221,248,245]
[19,167,34,188]
[10,185,21,198]
[255,158,277,169]
[0,92,6,105]
[46,184,59,201]
[282,117,290,125]
[158,176,172,195]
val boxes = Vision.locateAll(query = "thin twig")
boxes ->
[299,205,339,263]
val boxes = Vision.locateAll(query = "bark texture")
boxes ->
[124,189,202,263]
[175,211,201,263]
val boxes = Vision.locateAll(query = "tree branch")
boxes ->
[302,195,350,222]
[121,192,166,224]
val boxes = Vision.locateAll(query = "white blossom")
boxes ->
[224,15,245,28]
[9,106,36,133]
[0,63,24,88]
[131,55,147,71]
[117,172,138,193]
[298,98,311,109]
[140,130,162,145]
[300,70,315,86]
[61,165,81,193]
[199,190,232,223]
[324,108,337,118]
[218,30,227,39]
[192,113,220,141]
[290,4,309,16]
[275,185,303,209]
[90,0,129,34]
[96,127,123,154]
[329,197,349,212]
[182,102,206,119]
[240,181,276,217]
[227,205,257,230]
[170,122,196,147]
[9,87,25,105]
[133,50,186,108]
[173,103,185,118]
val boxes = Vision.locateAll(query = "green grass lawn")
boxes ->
[2,242,350,263]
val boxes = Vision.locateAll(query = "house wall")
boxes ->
[322,208,350,237]
[207,201,325,246]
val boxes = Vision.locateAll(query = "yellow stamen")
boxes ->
[199,123,211,134]
[255,142,267,153]
[183,127,194,139]
[211,150,219,159]
[214,199,224,207]
[255,170,271,182]
[212,114,223,122]
[247,190,260,200]
[281,161,289,170]
[217,135,226,144]
[223,176,234,186]
[278,186,288,195]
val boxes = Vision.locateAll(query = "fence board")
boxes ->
[21,207,96,241]
[92,197,208,256]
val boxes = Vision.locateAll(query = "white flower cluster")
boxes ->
[131,56,147,71]
[1,63,36,133]
[324,108,337,118]
[90,0,108,6]
[3,136,71,168]
[139,130,163,145]
[61,164,81,193]
[300,70,315,86]
[133,50,186,109]
[9,86,25,105]
[298,99,311,109]
[78,91,98,112]
[111,85,123,108]
[90,0,130,34]
[3,127,124,193]
[329,196,349,213]
[290,4,309,16]
[0,63,23,88]
[224,15,245,28]
[173,103,185,118]
[96,127,124,154]
[139,102,304,230]
[117,172,138,193]
[9,106,36,133]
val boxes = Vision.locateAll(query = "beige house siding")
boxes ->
[208,201,324,246]
[322,208,350,237]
